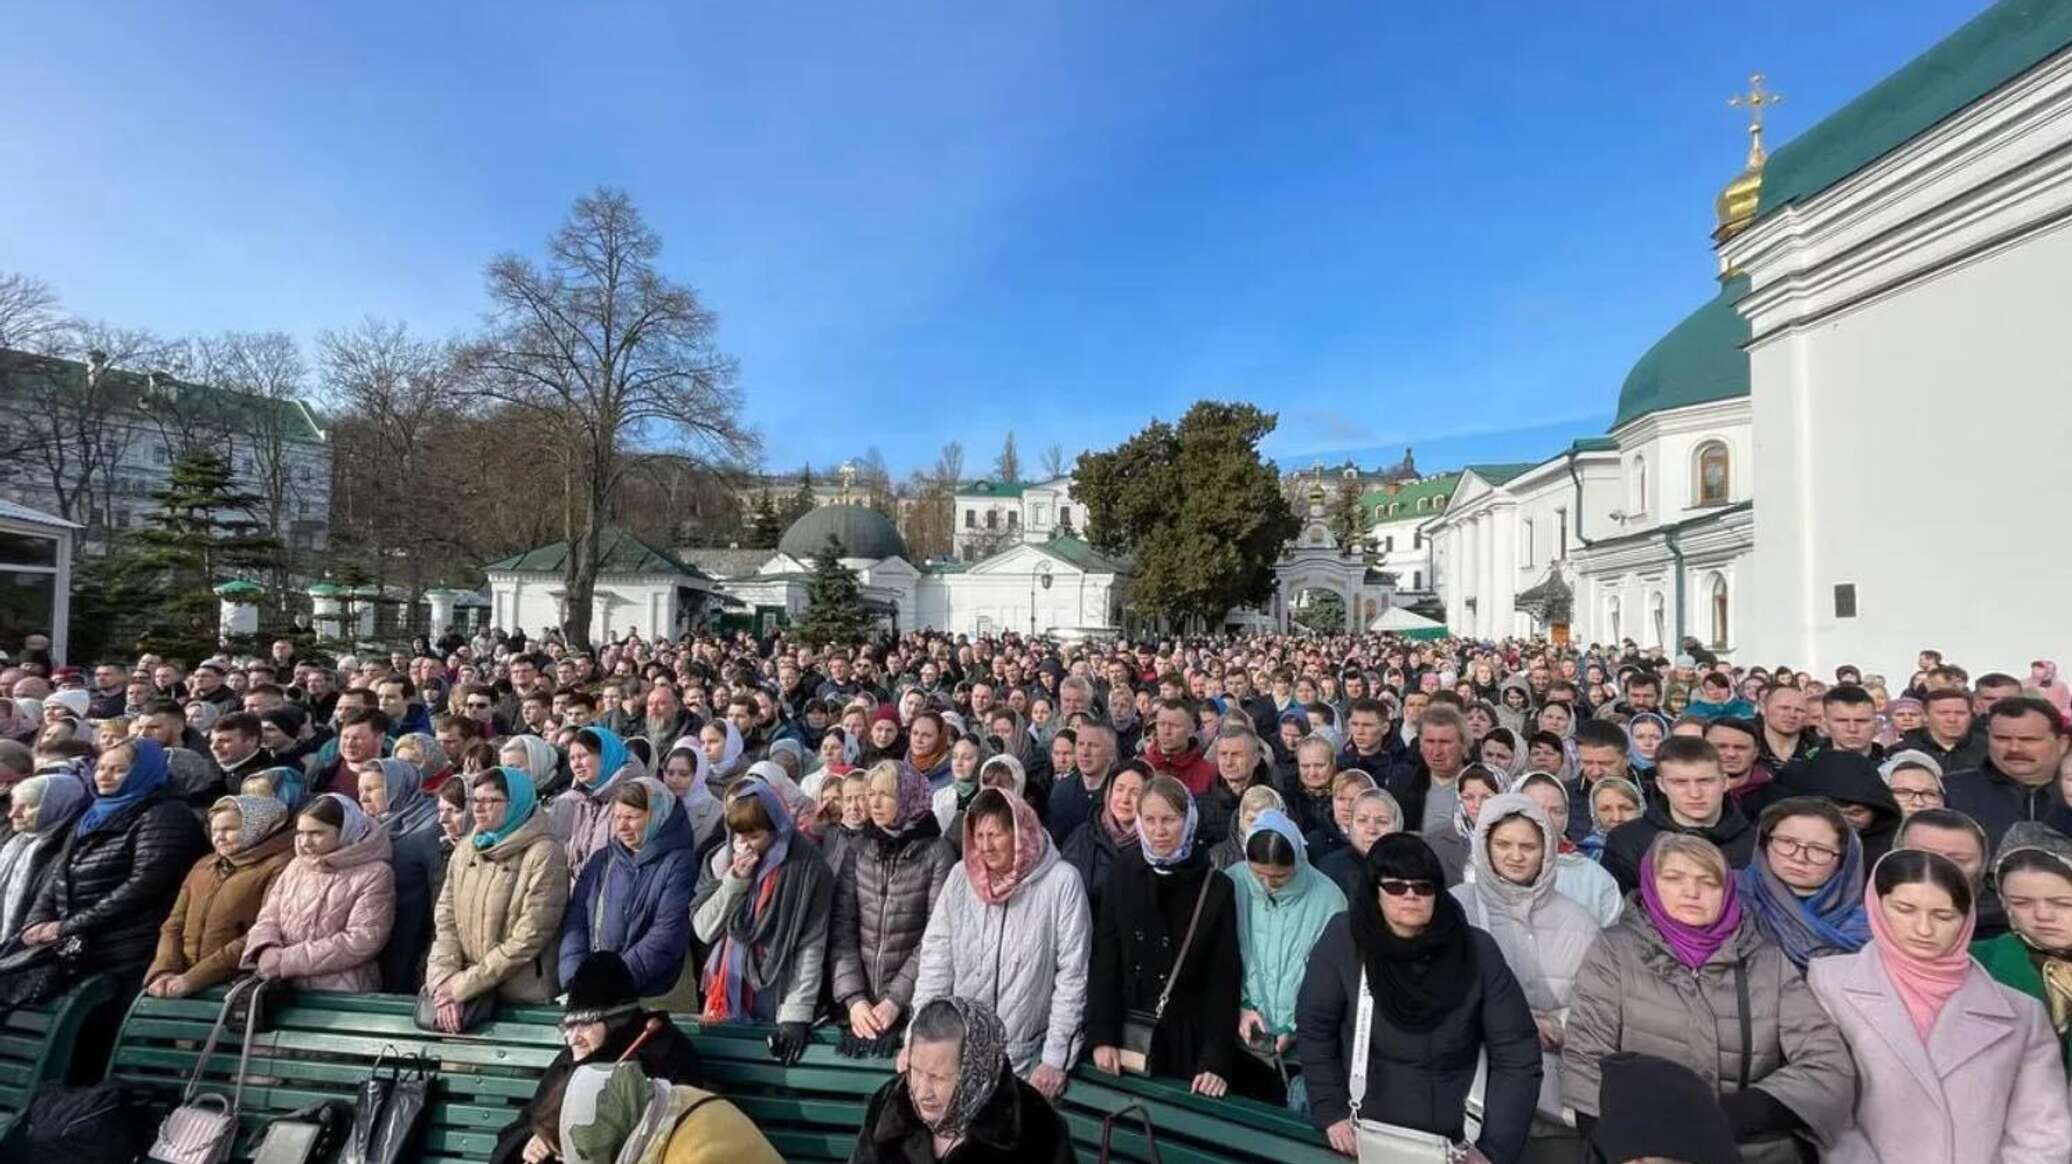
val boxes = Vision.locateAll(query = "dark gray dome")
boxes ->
[778,503,908,562]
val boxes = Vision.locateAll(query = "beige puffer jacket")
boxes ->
[427,810,570,1003]
[242,829,396,992]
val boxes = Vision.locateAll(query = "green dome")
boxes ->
[779,503,908,562]
[1611,274,1752,430]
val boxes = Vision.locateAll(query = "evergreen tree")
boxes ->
[792,533,870,647]
[786,464,818,524]
[1329,477,1369,550]
[748,487,784,547]
[128,450,282,658]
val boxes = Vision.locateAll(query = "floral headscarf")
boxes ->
[209,794,289,853]
[909,997,1008,1143]
[963,791,1049,906]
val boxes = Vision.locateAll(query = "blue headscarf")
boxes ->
[1228,809,1346,1035]
[1137,781,1201,869]
[247,766,311,814]
[77,738,171,836]
[1626,712,1671,773]
[1738,821,1870,969]
[473,765,540,850]
[577,727,630,795]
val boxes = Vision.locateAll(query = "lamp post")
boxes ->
[1030,561,1053,636]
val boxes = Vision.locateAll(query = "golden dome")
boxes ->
[1715,74,1780,245]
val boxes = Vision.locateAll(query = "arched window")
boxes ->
[1695,441,1730,506]
[1710,573,1730,648]
[1632,455,1648,513]
[1606,596,1622,644]
[1648,591,1666,649]
[1388,502,1400,515]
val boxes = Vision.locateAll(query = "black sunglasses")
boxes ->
[1378,878,1437,898]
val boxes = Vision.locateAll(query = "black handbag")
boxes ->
[250,1100,352,1164]
[0,1081,156,1164]
[1117,877,1211,1076]
[341,1050,436,1164]
[1097,1101,1165,1164]
[0,936,67,1012]
[412,988,494,1035]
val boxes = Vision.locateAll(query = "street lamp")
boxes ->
[1030,561,1053,636]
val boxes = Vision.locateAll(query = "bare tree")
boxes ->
[466,188,754,647]
[189,331,311,542]
[934,441,964,488]
[994,431,1021,484]
[0,273,66,353]
[1040,442,1069,480]
[6,322,177,528]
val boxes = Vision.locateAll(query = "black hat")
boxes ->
[260,706,308,737]
[563,952,640,1025]
[1590,1052,1738,1164]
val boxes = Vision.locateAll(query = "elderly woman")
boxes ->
[1739,797,1870,971]
[1423,763,1504,887]
[1296,833,1542,1162]
[0,772,89,945]
[1454,793,1603,1163]
[545,1060,781,1164]
[554,726,644,885]
[144,795,295,998]
[1878,749,1946,819]
[1513,772,1623,925]
[1580,775,1643,863]
[359,756,446,994]
[1088,776,1242,1097]
[1208,783,1286,871]
[488,951,702,1164]
[1060,759,1146,915]
[427,766,569,1027]
[833,762,956,1056]
[693,778,834,1062]
[1562,833,1854,1163]
[242,794,396,991]
[911,788,1089,1101]
[1316,786,1403,899]
[1811,849,2071,1164]
[13,739,205,997]
[393,730,453,793]
[561,776,697,999]
[1228,810,1345,1111]
[853,997,1073,1164]
[1975,823,2072,1068]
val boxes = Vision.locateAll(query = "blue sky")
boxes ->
[1,0,1986,480]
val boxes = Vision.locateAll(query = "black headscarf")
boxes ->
[1347,833,1476,1034]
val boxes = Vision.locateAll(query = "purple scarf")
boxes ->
[1639,848,1743,969]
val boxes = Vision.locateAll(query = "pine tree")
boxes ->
[127,449,283,658]
[792,533,870,648]
[749,487,784,547]
[1329,477,1368,550]
[786,464,817,525]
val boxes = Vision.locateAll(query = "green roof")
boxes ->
[956,479,1025,499]
[1030,534,1129,574]
[0,348,326,444]
[1758,0,2072,218]
[1569,436,1618,452]
[1362,472,1463,523]
[213,579,265,598]
[487,527,711,578]
[1465,462,1540,487]
[1611,274,1752,430]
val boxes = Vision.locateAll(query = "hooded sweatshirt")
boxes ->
[1226,810,1345,1038]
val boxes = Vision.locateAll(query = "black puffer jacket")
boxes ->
[850,1068,1076,1164]
[830,819,957,1011]
[26,790,206,986]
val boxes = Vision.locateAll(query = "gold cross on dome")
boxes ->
[1729,73,1784,164]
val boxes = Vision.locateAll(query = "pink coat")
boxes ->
[242,829,396,992]
[1809,945,2072,1164]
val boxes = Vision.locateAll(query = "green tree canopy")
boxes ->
[127,449,282,658]
[1329,477,1367,549]
[1073,401,1300,629]
[791,533,870,648]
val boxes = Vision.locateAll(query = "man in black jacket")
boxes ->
[1601,735,1758,894]
[1943,696,2070,849]
[1900,688,1987,774]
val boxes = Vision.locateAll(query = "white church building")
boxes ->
[1429,0,2072,675]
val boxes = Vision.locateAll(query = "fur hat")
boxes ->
[563,952,640,1026]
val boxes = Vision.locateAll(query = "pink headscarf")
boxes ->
[963,791,1048,906]
[1865,857,1978,1042]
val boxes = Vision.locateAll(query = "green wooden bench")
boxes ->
[0,974,117,1132]
[106,991,1339,1164]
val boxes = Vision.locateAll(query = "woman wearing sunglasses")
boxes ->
[1562,832,1854,1164]
[1294,833,1542,1162]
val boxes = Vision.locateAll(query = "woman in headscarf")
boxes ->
[1060,758,1146,917]
[806,725,858,791]
[931,741,993,839]
[239,763,314,814]
[1808,849,2070,1163]
[499,733,565,800]
[832,761,956,1057]
[1562,832,1855,1164]
[1423,763,1505,887]
[561,776,697,1000]
[549,1059,781,1164]
[13,739,205,997]
[553,725,644,885]
[1453,793,1603,1162]
[1477,727,1524,782]
[144,794,294,999]
[1975,823,2072,1069]
[1580,775,1644,863]
[1513,772,1623,925]
[1626,712,1670,783]
[910,788,1090,1101]
[358,756,445,993]
[1208,783,1285,872]
[435,777,470,861]
[1496,678,1534,736]
[241,793,396,992]
[488,951,703,1164]
[0,771,90,945]
[853,996,1073,1164]
[428,765,569,1026]
[1295,833,1542,1162]
[1086,775,1241,1097]
[861,706,904,767]
[1316,786,1403,900]
[659,737,724,860]
[390,729,452,793]
[692,777,834,1063]
[2031,660,2070,717]
[1739,797,1870,971]
[1228,809,1346,1111]
[183,699,222,736]
[900,710,953,793]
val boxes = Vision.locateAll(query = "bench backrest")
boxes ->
[0,974,117,1131]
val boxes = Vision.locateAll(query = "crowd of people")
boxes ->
[1,626,2070,1163]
